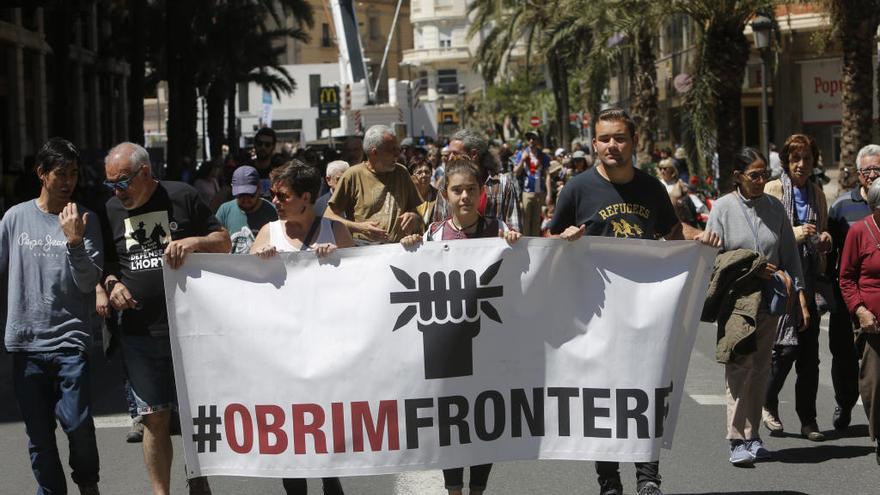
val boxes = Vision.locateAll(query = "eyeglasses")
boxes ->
[256,140,274,148]
[103,165,143,191]
[270,190,290,202]
[860,167,880,177]
[743,170,771,181]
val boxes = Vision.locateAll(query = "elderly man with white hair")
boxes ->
[324,125,423,244]
[826,144,880,432]
[315,159,350,217]
[101,141,230,495]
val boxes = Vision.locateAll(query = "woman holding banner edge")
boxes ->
[250,161,352,494]
[705,147,806,466]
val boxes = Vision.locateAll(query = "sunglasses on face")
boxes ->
[742,170,771,181]
[860,167,880,177]
[256,140,274,148]
[103,166,143,191]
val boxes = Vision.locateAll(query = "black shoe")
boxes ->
[600,479,624,495]
[801,422,826,442]
[833,405,852,431]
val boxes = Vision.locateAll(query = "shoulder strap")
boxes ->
[301,216,323,250]
[863,218,880,250]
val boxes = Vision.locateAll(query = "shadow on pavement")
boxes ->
[671,492,811,495]
[0,342,129,424]
[772,444,875,464]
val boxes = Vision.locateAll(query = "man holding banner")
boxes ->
[102,142,231,495]
[550,108,719,495]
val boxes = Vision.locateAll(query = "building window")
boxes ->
[321,23,332,47]
[415,27,423,49]
[439,28,452,49]
[309,74,321,107]
[436,69,458,95]
[369,16,380,40]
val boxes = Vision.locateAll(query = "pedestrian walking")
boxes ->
[549,108,718,495]
[838,178,880,466]
[215,165,278,254]
[102,142,231,495]
[324,125,423,244]
[703,147,806,466]
[433,128,522,233]
[513,131,551,236]
[826,144,880,431]
[762,134,832,441]
[1,138,103,495]
[400,158,521,495]
[250,161,352,494]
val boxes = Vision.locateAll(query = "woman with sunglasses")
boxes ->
[705,147,806,466]
[762,134,832,442]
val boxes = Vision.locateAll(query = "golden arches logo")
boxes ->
[320,87,338,105]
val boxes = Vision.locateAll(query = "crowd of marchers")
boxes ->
[3,108,880,495]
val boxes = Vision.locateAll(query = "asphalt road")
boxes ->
[0,315,876,494]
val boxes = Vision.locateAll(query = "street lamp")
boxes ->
[751,15,772,160]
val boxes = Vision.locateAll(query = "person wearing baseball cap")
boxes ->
[215,165,278,254]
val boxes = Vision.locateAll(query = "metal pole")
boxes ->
[408,84,415,138]
[373,0,404,98]
[760,50,769,160]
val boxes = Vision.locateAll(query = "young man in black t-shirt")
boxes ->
[549,108,718,495]
[102,142,230,495]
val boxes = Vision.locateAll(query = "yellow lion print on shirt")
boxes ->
[611,219,643,238]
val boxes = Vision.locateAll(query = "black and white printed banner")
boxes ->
[163,237,714,478]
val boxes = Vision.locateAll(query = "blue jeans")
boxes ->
[12,350,100,494]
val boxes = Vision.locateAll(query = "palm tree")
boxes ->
[199,0,310,159]
[816,0,880,188]
[468,0,580,147]
[671,0,775,193]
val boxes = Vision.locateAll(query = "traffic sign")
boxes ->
[529,116,541,127]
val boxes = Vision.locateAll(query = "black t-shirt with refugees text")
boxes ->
[105,181,222,336]
[548,166,678,239]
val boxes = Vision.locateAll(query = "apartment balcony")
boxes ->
[402,46,471,66]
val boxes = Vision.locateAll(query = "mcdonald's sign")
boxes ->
[319,86,341,119]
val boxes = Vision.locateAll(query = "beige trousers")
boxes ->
[725,312,779,440]
[521,191,545,237]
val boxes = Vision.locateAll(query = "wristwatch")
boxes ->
[105,278,118,294]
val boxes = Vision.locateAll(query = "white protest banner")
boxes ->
[163,237,714,479]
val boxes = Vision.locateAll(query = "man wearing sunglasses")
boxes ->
[825,144,880,433]
[101,142,230,495]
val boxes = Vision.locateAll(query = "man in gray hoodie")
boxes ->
[0,138,103,495]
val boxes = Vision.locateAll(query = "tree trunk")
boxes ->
[837,3,878,189]
[127,0,146,145]
[165,0,199,179]
[547,52,570,149]
[633,27,658,159]
[206,81,226,161]
[705,21,750,194]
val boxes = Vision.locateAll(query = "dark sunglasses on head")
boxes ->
[103,166,142,191]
